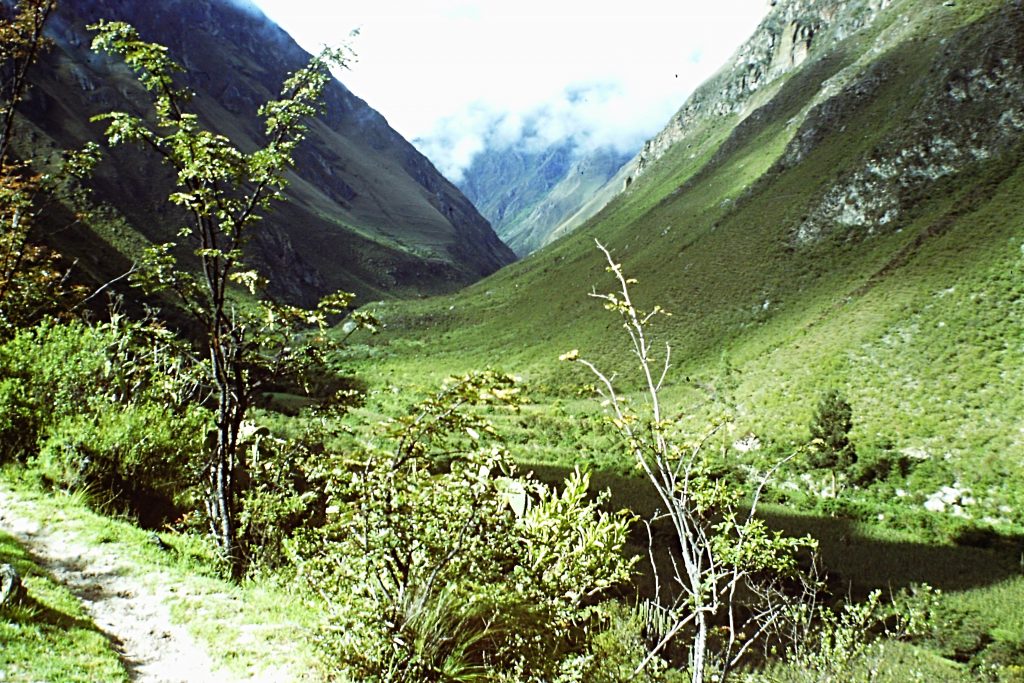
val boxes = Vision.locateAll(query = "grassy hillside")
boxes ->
[334,0,1024,534]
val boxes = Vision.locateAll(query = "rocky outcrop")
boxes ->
[792,5,1024,242]
[626,0,893,185]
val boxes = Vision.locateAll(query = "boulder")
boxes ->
[0,564,22,608]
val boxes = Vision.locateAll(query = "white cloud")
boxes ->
[251,0,768,179]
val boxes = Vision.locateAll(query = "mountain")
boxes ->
[18,0,515,306]
[457,143,631,256]
[541,0,958,245]
[362,0,1024,511]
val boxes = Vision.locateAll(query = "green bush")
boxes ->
[586,602,685,683]
[807,389,857,472]
[851,449,913,486]
[295,373,636,682]
[33,403,204,525]
[0,376,37,460]
[235,423,329,571]
[0,319,109,461]
[0,317,207,523]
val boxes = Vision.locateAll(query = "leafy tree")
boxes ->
[807,388,856,472]
[298,372,635,681]
[564,241,816,683]
[0,0,54,163]
[89,21,374,577]
[0,0,87,335]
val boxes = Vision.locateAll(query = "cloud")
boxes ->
[252,0,769,182]
[415,78,682,183]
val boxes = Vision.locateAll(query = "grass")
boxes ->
[0,529,127,682]
[0,469,328,681]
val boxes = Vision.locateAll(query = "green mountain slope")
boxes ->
[20,0,515,306]
[356,0,1024,513]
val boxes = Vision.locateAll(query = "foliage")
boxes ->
[807,389,857,473]
[586,602,687,683]
[566,242,817,683]
[0,0,89,336]
[34,403,204,520]
[0,316,206,520]
[774,585,940,683]
[294,371,635,682]
[233,419,334,570]
[90,20,375,576]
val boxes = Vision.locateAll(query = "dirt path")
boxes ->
[0,487,228,683]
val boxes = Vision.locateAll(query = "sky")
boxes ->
[249,0,769,182]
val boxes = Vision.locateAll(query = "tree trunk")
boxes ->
[207,359,246,580]
[692,612,708,683]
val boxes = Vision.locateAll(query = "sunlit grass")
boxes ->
[0,469,326,681]
[0,528,127,682]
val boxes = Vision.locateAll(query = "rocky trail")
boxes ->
[0,487,230,683]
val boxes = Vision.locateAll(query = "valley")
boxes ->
[2,0,1024,680]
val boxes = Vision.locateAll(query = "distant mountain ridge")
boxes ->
[456,142,631,256]
[21,0,515,305]
[540,0,901,244]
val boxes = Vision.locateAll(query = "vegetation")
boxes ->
[0,0,87,335]
[0,315,205,521]
[0,0,1023,681]
[807,390,855,471]
[296,371,635,681]
[89,21,374,577]
[0,524,127,682]
[568,243,816,682]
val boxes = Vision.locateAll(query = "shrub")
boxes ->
[294,372,636,682]
[0,376,36,460]
[586,602,685,683]
[235,422,330,571]
[566,243,817,683]
[34,403,204,525]
[851,449,912,486]
[0,316,207,522]
[807,389,857,472]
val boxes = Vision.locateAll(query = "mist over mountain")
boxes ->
[416,81,664,186]
[21,0,515,306]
